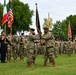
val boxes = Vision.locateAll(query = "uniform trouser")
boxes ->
[74,49,76,53]
[26,49,35,65]
[67,49,72,56]
[7,46,12,61]
[54,47,58,57]
[44,47,55,64]
[1,51,6,62]
[1,45,7,62]
[12,46,18,60]
[19,45,24,60]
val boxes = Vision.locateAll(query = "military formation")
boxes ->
[0,25,76,67]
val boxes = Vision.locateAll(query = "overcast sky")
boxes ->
[0,0,76,33]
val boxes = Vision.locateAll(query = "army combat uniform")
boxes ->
[67,40,73,57]
[19,36,25,61]
[7,34,13,62]
[12,34,20,62]
[42,31,55,66]
[26,30,36,67]
[54,41,59,57]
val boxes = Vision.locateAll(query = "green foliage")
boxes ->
[43,18,53,29]
[66,15,76,37]
[0,54,76,75]
[52,15,76,40]
[0,0,34,33]
[0,3,3,27]
[11,0,34,33]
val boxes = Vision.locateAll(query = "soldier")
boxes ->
[54,41,59,57]
[41,25,55,67]
[0,31,9,63]
[74,40,76,53]
[26,28,36,67]
[19,33,25,61]
[12,31,20,62]
[7,32,13,62]
[67,39,72,57]
[63,41,67,54]
[59,41,63,54]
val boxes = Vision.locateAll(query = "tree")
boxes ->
[52,21,63,40]
[0,0,34,34]
[11,0,34,33]
[43,18,53,29]
[52,15,76,40]
[0,3,3,27]
[66,15,76,38]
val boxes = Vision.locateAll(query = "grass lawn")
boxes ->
[0,54,76,75]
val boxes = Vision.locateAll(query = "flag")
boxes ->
[8,0,14,28]
[68,21,72,39]
[2,0,8,25]
[36,3,41,39]
[47,13,51,29]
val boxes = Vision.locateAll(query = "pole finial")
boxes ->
[35,3,37,5]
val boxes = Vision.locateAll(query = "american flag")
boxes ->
[8,7,14,28]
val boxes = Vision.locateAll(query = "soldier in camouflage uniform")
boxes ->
[67,39,72,57]
[54,41,59,57]
[26,28,36,67]
[12,31,20,62]
[59,41,63,54]
[19,33,25,61]
[42,25,55,67]
[74,40,76,53]
[7,33,13,62]
[63,41,67,54]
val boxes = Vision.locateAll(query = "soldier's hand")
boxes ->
[4,41,8,44]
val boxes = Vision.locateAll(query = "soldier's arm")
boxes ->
[42,32,53,40]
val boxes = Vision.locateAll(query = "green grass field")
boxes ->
[0,54,76,75]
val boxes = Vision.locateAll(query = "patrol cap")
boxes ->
[30,28,35,31]
[43,24,48,29]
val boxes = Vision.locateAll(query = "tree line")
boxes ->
[0,0,76,40]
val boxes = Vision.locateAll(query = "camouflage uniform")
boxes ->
[67,40,72,57]
[7,34,13,62]
[12,34,20,61]
[42,31,55,66]
[23,38,27,57]
[59,41,63,54]
[54,41,59,57]
[19,35,25,61]
[26,33,36,66]
[63,41,67,54]
[74,40,76,53]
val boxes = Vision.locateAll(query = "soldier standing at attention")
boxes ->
[41,25,55,67]
[26,28,36,67]
[19,33,25,61]
[0,31,9,63]
[67,39,73,57]
[54,41,59,57]
[7,32,13,62]
[74,39,76,53]
[12,31,20,62]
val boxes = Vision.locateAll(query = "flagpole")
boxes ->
[4,23,6,42]
[2,0,8,42]
[35,3,41,39]
[10,26,12,34]
[9,0,13,34]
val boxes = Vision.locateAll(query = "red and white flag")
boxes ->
[68,21,72,39]
[8,0,14,28]
[2,0,8,25]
